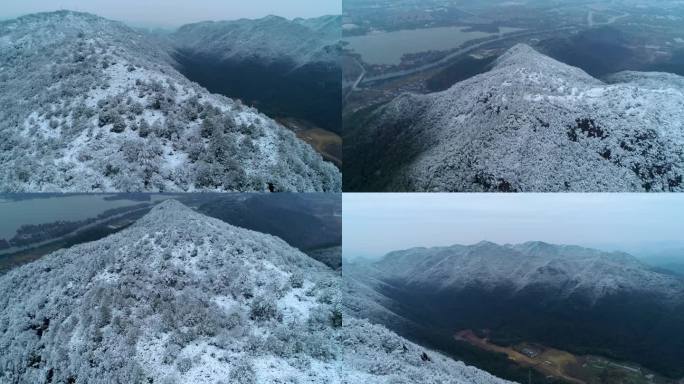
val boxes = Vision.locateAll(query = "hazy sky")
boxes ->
[0,0,341,27]
[343,194,684,259]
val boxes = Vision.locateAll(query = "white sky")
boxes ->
[0,0,341,28]
[343,193,684,259]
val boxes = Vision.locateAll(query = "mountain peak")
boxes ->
[9,9,114,27]
[493,43,545,66]
[491,43,590,79]
[260,14,287,22]
[0,198,341,382]
[147,198,194,215]
[133,199,203,226]
[473,240,502,249]
[348,38,684,192]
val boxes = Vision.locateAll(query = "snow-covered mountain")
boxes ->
[344,44,684,192]
[0,11,340,192]
[0,200,511,384]
[173,15,341,67]
[170,15,343,134]
[373,241,684,303]
[347,241,684,380]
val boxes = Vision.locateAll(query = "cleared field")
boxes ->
[455,330,675,384]
[278,118,342,168]
[296,128,342,168]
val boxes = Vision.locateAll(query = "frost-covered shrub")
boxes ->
[289,271,304,288]
[176,357,192,373]
[228,359,256,384]
[304,333,336,361]
[0,18,341,193]
[249,295,279,322]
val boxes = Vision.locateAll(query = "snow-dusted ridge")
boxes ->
[0,11,340,192]
[345,44,684,192]
[172,14,341,67]
[0,200,512,384]
[373,241,684,303]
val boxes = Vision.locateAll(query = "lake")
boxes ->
[344,26,524,65]
[0,195,169,239]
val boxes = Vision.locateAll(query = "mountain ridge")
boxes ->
[0,10,341,192]
[173,14,340,67]
[374,241,684,302]
[344,44,684,192]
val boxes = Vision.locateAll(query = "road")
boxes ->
[588,10,630,27]
[344,57,367,101]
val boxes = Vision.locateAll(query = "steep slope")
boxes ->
[172,15,342,134]
[0,11,340,192]
[196,193,342,269]
[0,200,511,384]
[0,200,343,383]
[342,317,516,384]
[344,44,684,192]
[355,241,684,378]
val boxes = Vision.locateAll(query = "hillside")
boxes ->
[0,200,512,383]
[173,15,340,66]
[344,44,684,192]
[172,15,342,134]
[0,11,340,192]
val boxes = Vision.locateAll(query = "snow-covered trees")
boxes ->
[0,200,344,383]
[0,11,341,192]
[250,295,280,321]
[228,359,257,384]
[344,44,684,192]
[0,199,516,383]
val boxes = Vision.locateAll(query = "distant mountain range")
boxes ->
[344,44,684,192]
[173,15,340,66]
[0,11,340,192]
[375,241,684,302]
[171,15,343,134]
[347,241,684,380]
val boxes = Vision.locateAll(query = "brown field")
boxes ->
[456,330,585,384]
[296,128,342,167]
[455,330,673,384]
[278,118,342,168]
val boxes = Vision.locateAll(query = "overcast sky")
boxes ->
[343,194,684,260]
[0,0,341,27]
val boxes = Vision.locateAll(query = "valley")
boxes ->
[456,330,675,384]
[346,241,684,383]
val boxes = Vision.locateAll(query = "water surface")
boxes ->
[345,26,523,65]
